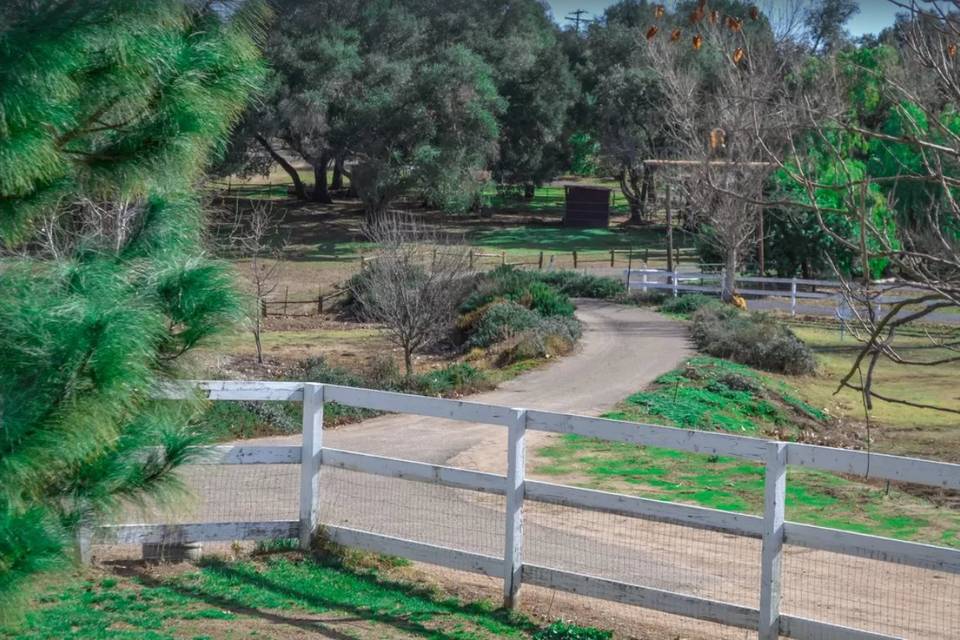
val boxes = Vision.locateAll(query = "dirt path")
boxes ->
[152,301,956,639]
[248,299,692,469]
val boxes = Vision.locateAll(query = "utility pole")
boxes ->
[565,9,590,33]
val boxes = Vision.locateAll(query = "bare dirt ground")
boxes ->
[103,301,960,639]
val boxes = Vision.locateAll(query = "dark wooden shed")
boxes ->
[564,185,611,228]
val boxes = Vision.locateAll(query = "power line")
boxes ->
[565,9,595,33]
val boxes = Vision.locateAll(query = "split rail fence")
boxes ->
[91,381,960,640]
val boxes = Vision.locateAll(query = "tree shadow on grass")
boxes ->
[116,556,532,640]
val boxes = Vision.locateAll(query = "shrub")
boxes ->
[497,315,582,365]
[533,621,612,640]
[414,363,490,395]
[660,293,717,315]
[522,281,575,316]
[691,306,816,375]
[537,270,624,299]
[627,289,668,306]
[467,301,542,348]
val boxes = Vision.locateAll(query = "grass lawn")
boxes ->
[787,324,960,461]
[532,356,960,547]
[2,553,565,640]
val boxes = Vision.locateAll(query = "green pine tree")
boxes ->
[0,0,266,620]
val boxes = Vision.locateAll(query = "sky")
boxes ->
[546,1,909,37]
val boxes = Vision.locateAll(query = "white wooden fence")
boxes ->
[92,381,960,640]
[626,270,890,317]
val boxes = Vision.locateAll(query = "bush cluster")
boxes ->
[536,270,624,299]
[659,293,717,315]
[533,621,612,640]
[690,306,816,375]
[459,267,584,364]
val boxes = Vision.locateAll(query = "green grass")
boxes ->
[467,225,693,255]
[3,554,574,640]
[534,356,960,545]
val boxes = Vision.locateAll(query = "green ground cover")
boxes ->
[3,553,609,640]
[534,356,960,545]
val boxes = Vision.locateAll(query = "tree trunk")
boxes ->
[311,156,332,203]
[403,346,413,376]
[331,155,344,190]
[523,184,535,199]
[722,248,738,303]
[255,134,307,200]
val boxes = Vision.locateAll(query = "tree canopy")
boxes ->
[0,0,265,618]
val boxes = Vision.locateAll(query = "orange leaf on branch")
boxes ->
[692,34,703,50]
[670,28,682,42]
[654,4,665,19]
[727,16,742,32]
[646,25,659,40]
[732,47,746,64]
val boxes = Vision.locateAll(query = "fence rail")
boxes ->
[95,380,960,640]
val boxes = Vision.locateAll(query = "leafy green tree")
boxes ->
[0,0,264,619]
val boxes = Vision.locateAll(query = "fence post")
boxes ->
[469,250,474,269]
[626,251,633,292]
[642,271,648,293]
[501,251,506,266]
[299,383,325,550]
[672,271,679,298]
[610,249,615,267]
[573,250,578,269]
[75,524,92,566]
[758,441,787,640]
[283,286,289,316]
[538,251,544,270]
[790,278,798,317]
[503,408,527,609]
[317,285,323,315]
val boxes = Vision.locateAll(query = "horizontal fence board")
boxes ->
[780,615,902,640]
[323,525,503,576]
[525,410,769,460]
[788,444,960,491]
[324,384,515,426]
[322,448,507,494]
[784,522,960,574]
[522,564,759,630]
[94,520,299,545]
[189,445,302,465]
[154,380,306,401]
[525,481,762,538]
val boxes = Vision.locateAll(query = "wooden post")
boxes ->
[469,250,474,269]
[432,248,437,268]
[666,184,674,274]
[361,255,366,269]
[626,251,633,292]
[610,249,615,267]
[317,285,323,315]
[299,383,325,550]
[538,251,544,270]
[790,278,798,317]
[759,441,787,640]
[573,250,578,269]
[503,409,527,609]
[501,251,506,266]
[283,286,289,316]
[758,209,766,276]
[644,247,649,266]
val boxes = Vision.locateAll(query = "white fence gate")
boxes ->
[92,381,960,640]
